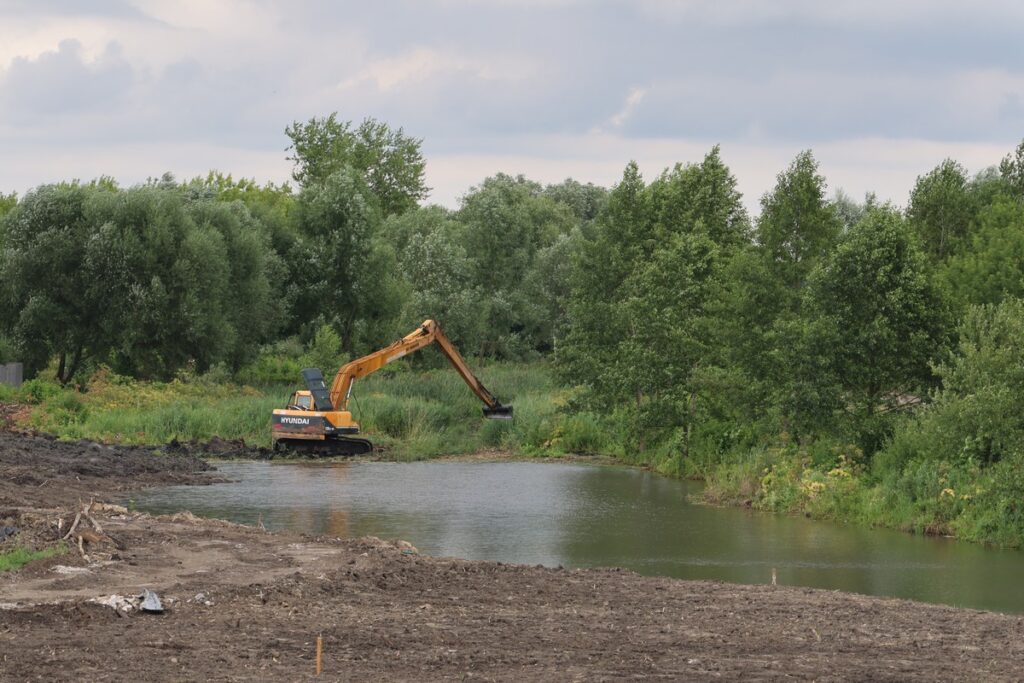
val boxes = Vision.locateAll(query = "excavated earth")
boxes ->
[2,429,1024,681]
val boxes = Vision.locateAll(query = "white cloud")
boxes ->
[338,47,534,93]
[601,86,647,131]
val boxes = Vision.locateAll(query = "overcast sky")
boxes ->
[1,0,1022,212]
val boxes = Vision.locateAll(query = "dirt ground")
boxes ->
[2,430,1024,681]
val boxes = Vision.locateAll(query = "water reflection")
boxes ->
[133,461,1024,614]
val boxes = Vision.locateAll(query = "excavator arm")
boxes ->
[327,320,513,419]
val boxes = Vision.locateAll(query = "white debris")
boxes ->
[140,589,164,613]
[90,594,138,613]
[52,565,92,575]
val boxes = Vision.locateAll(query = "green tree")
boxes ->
[558,162,649,409]
[0,192,16,222]
[756,151,841,293]
[941,196,1024,308]
[295,168,403,353]
[185,200,287,368]
[456,173,576,356]
[542,178,608,223]
[559,159,727,454]
[648,146,750,250]
[907,159,974,260]
[617,233,720,452]
[286,114,427,216]
[85,186,233,378]
[398,228,484,351]
[794,206,949,450]
[999,139,1024,199]
[0,184,116,383]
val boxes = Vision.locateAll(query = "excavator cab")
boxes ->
[286,391,314,410]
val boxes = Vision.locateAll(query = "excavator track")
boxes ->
[273,437,374,457]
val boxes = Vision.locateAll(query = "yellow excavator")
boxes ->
[271,320,513,455]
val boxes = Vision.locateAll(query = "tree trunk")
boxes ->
[56,352,67,384]
[56,347,84,386]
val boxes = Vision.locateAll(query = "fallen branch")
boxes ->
[62,511,82,541]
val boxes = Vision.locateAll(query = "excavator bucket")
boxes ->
[483,404,514,420]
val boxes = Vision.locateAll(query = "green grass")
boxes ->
[15,362,622,459]
[0,544,66,572]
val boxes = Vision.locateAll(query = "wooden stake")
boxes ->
[771,568,777,586]
[315,633,323,676]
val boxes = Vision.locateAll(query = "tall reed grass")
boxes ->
[14,362,621,459]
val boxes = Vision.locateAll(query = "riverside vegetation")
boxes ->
[4,116,1024,547]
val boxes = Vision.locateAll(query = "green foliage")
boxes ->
[0,192,16,221]
[542,179,608,222]
[756,150,841,293]
[294,168,403,353]
[456,173,577,356]
[0,544,66,572]
[999,138,1024,200]
[941,196,1024,308]
[0,333,15,363]
[907,159,975,260]
[235,338,305,385]
[793,206,949,449]
[647,146,750,250]
[286,114,427,216]
[19,378,62,404]
[0,184,116,382]
[302,324,344,374]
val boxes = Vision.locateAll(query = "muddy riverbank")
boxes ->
[2,431,1023,681]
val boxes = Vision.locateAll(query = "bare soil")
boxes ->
[2,430,1023,681]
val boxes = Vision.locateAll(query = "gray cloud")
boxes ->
[1,40,134,123]
[0,0,1021,202]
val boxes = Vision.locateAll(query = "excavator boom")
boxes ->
[328,320,511,417]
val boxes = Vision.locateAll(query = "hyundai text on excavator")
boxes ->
[271,320,513,455]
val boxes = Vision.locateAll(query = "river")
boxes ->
[131,460,1024,614]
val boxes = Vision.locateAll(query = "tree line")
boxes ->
[3,118,1024,475]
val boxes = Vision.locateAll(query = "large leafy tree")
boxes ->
[907,159,975,260]
[793,206,949,449]
[559,155,736,453]
[558,162,648,408]
[756,150,841,294]
[999,138,1024,199]
[295,168,403,354]
[86,186,234,378]
[647,145,750,250]
[456,173,576,356]
[717,151,841,418]
[941,197,1024,308]
[286,114,427,216]
[185,200,287,368]
[0,184,115,383]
